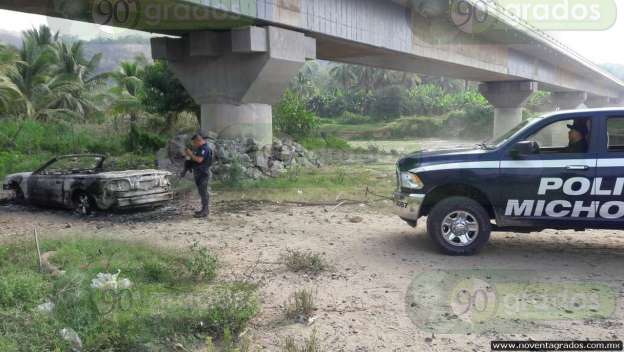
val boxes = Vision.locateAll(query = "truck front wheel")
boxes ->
[427,196,491,255]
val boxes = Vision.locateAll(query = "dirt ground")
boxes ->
[1,195,624,351]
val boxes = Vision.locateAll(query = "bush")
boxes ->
[201,282,260,336]
[185,241,219,282]
[444,104,494,139]
[125,125,167,153]
[275,90,320,139]
[282,249,328,274]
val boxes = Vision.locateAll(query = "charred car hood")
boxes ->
[4,172,33,183]
[95,170,171,179]
[397,147,490,172]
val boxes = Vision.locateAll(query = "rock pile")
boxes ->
[157,133,322,181]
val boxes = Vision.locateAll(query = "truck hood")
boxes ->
[397,146,490,172]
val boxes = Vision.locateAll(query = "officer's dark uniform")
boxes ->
[566,139,588,153]
[565,121,589,154]
[192,143,212,216]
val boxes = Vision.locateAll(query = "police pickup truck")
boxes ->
[394,108,624,255]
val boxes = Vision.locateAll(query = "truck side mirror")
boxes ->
[509,140,539,159]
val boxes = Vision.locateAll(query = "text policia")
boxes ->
[505,177,624,219]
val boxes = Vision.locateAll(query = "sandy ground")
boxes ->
[1,194,623,352]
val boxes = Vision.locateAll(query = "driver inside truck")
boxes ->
[565,120,589,153]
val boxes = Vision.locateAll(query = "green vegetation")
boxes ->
[0,26,198,179]
[214,164,395,206]
[274,90,320,139]
[0,238,259,351]
[0,25,554,181]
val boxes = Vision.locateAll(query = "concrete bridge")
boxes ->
[3,0,624,144]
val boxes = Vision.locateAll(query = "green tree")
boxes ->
[140,60,199,131]
[110,60,144,127]
[274,89,320,139]
[329,64,357,90]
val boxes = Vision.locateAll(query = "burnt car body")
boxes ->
[2,154,173,214]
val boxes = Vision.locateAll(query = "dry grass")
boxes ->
[281,249,329,274]
[281,330,324,352]
[284,289,317,320]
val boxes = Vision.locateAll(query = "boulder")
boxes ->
[270,160,286,177]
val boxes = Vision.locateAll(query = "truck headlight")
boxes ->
[400,172,424,190]
[106,180,132,192]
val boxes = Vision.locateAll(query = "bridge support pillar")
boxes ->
[610,97,624,107]
[152,26,316,146]
[479,81,538,138]
[552,91,587,110]
[586,96,611,108]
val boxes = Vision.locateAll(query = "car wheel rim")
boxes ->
[441,210,479,247]
[77,195,90,215]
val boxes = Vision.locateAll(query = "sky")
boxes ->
[0,3,621,65]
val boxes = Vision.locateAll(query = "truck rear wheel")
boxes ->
[427,196,491,255]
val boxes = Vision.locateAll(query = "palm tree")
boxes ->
[110,60,145,127]
[329,64,357,90]
[8,26,60,119]
[50,41,109,120]
[0,44,24,115]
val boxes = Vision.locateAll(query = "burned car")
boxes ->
[3,154,173,214]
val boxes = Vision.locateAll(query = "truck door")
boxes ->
[594,115,624,226]
[497,116,597,228]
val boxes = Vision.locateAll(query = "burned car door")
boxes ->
[28,174,66,206]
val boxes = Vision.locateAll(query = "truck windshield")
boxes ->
[482,118,541,149]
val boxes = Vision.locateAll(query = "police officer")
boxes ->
[185,134,213,218]
[565,120,589,153]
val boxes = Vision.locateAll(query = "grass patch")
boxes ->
[299,136,351,151]
[0,238,259,351]
[281,330,324,352]
[281,249,328,275]
[319,114,451,140]
[284,289,316,321]
[214,165,395,206]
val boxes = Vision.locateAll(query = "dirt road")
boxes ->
[1,198,623,351]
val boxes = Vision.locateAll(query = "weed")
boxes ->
[281,329,324,352]
[284,289,316,320]
[282,249,328,275]
[186,241,219,282]
[202,282,260,336]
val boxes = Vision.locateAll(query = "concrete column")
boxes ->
[152,26,317,146]
[609,97,624,107]
[552,91,587,110]
[586,96,611,108]
[479,81,538,138]
[201,103,272,143]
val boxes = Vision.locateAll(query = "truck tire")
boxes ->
[427,196,491,255]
